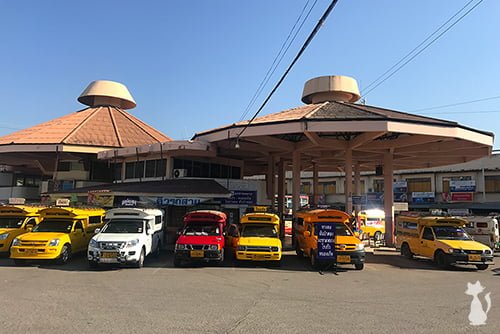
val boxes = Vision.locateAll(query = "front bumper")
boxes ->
[235,251,281,262]
[10,246,61,260]
[318,250,366,265]
[88,248,141,264]
[447,253,494,265]
[175,249,223,262]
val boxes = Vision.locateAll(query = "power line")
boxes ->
[236,0,340,141]
[238,0,318,122]
[362,0,483,97]
[418,110,500,115]
[411,95,500,112]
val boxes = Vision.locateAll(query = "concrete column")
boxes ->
[266,156,275,201]
[384,151,394,246]
[345,149,353,214]
[312,162,319,206]
[277,159,285,215]
[354,162,361,228]
[292,151,301,213]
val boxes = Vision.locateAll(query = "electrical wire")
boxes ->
[411,95,500,112]
[362,0,483,97]
[236,0,340,141]
[238,0,318,122]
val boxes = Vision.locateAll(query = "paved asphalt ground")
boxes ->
[0,249,498,334]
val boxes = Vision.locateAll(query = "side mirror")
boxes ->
[25,224,34,231]
[304,231,311,237]
[95,228,101,234]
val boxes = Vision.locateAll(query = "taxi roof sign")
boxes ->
[55,198,71,207]
[8,198,26,205]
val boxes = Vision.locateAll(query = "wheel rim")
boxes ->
[62,247,69,262]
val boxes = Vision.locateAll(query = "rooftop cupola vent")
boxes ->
[78,80,137,109]
[302,75,361,104]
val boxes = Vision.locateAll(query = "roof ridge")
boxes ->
[114,108,164,142]
[304,102,328,119]
[107,106,123,147]
[61,107,102,143]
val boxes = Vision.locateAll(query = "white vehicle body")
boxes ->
[463,215,500,250]
[87,208,165,267]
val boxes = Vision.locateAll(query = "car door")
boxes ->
[71,221,86,252]
[420,227,436,258]
[145,221,153,254]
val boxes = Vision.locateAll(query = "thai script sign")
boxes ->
[316,222,336,260]
[156,197,205,206]
[449,180,475,192]
[411,192,435,203]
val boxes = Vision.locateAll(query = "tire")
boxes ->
[374,231,382,241]
[355,262,364,270]
[88,260,98,269]
[476,264,488,271]
[434,250,449,268]
[135,248,145,268]
[401,243,413,259]
[14,259,27,266]
[57,244,71,265]
[217,250,225,265]
[173,256,182,268]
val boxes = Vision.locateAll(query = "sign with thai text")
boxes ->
[156,197,206,206]
[449,180,475,192]
[316,222,336,260]
[219,191,257,205]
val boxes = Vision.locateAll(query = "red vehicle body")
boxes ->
[173,210,227,267]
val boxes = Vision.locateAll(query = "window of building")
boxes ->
[485,175,500,193]
[373,179,384,192]
[320,182,336,194]
[172,158,241,179]
[301,183,312,195]
[406,177,431,192]
[14,175,42,188]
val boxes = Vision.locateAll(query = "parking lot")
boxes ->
[0,249,498,334]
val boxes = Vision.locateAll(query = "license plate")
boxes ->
[26,249,38,255]
[468,254,481,262]
[337,255,351,263]
[190,250,204,258]
[253,254,266,260]
[101,252,117,258]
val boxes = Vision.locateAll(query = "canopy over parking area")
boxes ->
[193,75,494,245]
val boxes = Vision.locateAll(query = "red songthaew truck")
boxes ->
[173,210,227,267]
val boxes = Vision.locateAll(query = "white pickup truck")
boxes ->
[87,208,164,268]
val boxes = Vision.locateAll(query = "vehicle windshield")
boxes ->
[32,219,73,233]
[102,220,144,234]
[433,226,471,240]
[240,223,278,238]
[314,223,353,236]
[183,222,220,236]
[0,216,25,228]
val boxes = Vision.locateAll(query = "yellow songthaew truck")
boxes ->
[10,206,105,265]
[227,211,282,265]
[0,205,44,255]
[396,213,494,270]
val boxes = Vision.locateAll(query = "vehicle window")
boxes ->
[74,221,84,231]
[155,216,162,225]
[89,216,102,225]
[32,219,73,233]
[422,227,434,241]
[0,216,25,228]
[183,222,220,236]
[240,224,277,238]
[313,223,353,236]
[102,220,144,233]
[433,226,471,240]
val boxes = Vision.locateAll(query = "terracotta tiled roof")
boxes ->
[0,106,171,148]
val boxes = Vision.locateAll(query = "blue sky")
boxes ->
[1,0,499,147]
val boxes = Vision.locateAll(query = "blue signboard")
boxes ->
[352,195,367,205]
[316,222,336,260]
[219,191,257,205]
[449,180,475,193]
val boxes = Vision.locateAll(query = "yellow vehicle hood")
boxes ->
[18,232,67,241]
[336,235,362,245]
[438,239,490,251]
[0,228,18,234]
[238,237,282,248]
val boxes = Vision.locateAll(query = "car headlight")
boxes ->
[126,239,140,247]
[175,243,187,250]
[0,233,9,240]
[271,246,280,252]
[89,239,98,249]
[12,238,20,246]
[483,249,492,255]
[49,238,60,246]
[237,245,246,251]
[448,248,463,254]
[356,243,365,251]
[209,244,218,251]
